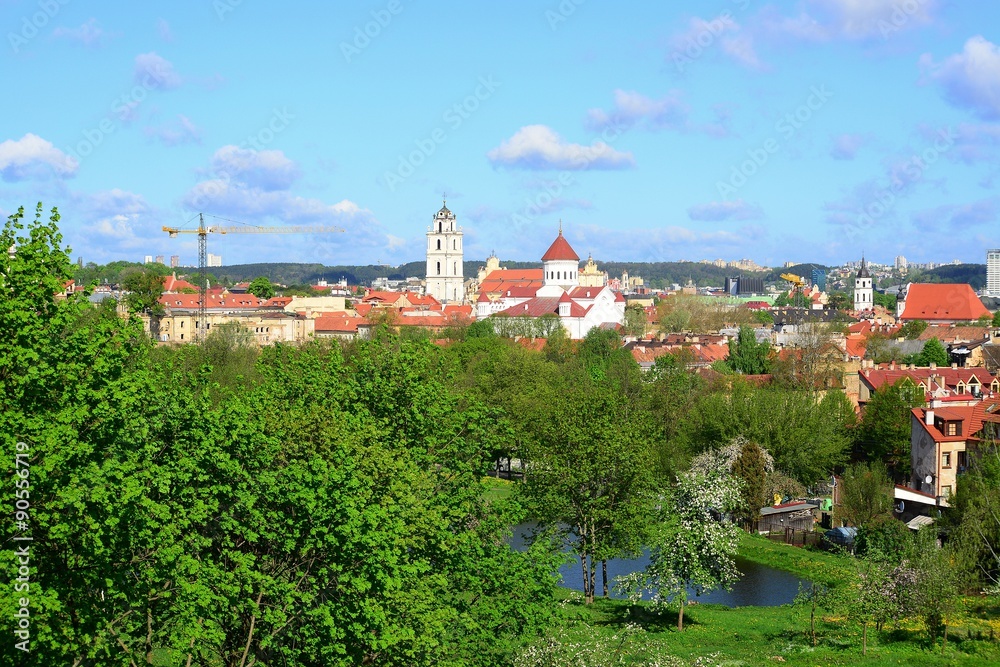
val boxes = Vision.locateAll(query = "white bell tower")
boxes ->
[425,199,464,303]
[853,254,873,312]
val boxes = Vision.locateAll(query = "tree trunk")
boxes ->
[862,622,867,656]
[590,523,597,604]
[810,597,816,646]
[678,594,685,631]
[580,553,590,603]
[602,560,608,598]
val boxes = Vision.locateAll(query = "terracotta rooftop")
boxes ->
[900,283,990,321]
[541,230,580,262]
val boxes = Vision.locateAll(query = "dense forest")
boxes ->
[5,206,1000,665]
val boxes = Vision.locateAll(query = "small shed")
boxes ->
[757,501,818,533]
[824,526,858,549]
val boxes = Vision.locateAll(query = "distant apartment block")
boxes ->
[144,255,153,264]
[207,253,223,267]
[988,249,1000,297]
[155,255,164,264]
[170,255,180,268]
[895,255,907,272]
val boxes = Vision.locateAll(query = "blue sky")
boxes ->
[2,0,1000,269]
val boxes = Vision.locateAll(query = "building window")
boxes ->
[436,239,441,250]
[942,485,952,498]
[946,422,958,436]
[942,451,951,468]
[453,239,457,250]
[958,450,968,471]
[180,321,184,328]
[180,333,184,340]
[437,262,441,275]
[453,262,457,275]
[438,222,442,232]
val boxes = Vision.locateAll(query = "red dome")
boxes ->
[541,231,579,262]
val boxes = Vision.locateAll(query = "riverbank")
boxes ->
[736,532,854,587]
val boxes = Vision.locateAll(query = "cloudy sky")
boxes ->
[2,1,999,268]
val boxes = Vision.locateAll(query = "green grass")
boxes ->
[528,536,1000,665]
[737,532,854,587]
[543,594,1000,666]
[481,476,515,503]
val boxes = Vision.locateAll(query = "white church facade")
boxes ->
[473,226,626,339]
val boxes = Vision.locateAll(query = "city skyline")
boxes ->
[3,2,1000,267]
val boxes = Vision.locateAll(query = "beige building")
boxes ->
[578,254,607,287]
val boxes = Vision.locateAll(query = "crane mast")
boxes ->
[162,214,345,338]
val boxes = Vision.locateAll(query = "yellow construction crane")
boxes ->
[162,213,345,337]
[779,272,807,290]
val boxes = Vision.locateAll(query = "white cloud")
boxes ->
[52,18,112,48]
[0,134,78,181]
[208,145,300,191]
[759,0,938,43]
[688,200,764,221]
[144,115,202,147]
[921,36,1000,120]
[156,18,173,42]
[183,146,376,236]
[586,89,689,132]
[487,125,635,170]
[671,15,763,70]
[830,133,868,159]
[134,52,182,90]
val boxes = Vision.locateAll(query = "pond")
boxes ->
[510,523,808,607]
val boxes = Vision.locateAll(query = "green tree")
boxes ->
[623,304,647,337]
[620,469,742,630]
[247,275,275,299]
[732,439,771,526]
[836,461,894,529]
[856,378,924,479]
[916,337,949,367]
[676,383,851,486]
[725,325,772,375]
[827,291,849,311]
[523,362,657,604]
[993,310,1000,327]
[899,319,928,339]
[120,266,166,316]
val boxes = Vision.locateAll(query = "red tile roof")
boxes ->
[162,274,198,293]
[900,283,990,322]
[498,296,587,318]
[478,269,544,294]
[541,231,579,261]
[314,314,366,333]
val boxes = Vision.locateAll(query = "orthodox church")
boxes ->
[472,224,626,339]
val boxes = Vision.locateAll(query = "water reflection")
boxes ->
[510,523,806,607]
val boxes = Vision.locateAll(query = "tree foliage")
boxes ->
[916,336,949,367]
[836,461,894,529]
[725,325,772,375]
[856,379,924,479]
[120,266,166,316]
[246,275,275,299]
[620,470,742,630]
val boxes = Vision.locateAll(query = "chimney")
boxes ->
[951,362,958,369]
[890,361,896,370]
[929,362,936,370]
[925,409,935,426]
